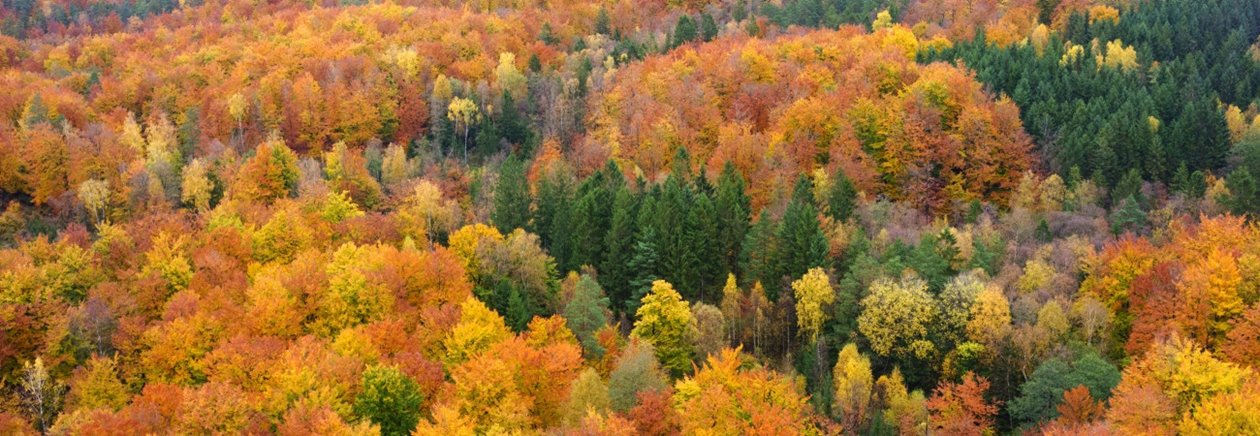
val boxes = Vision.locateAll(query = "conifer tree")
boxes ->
[775,176,829,294]
[492,156,531,233]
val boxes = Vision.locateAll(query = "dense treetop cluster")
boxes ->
[1,0,1259,434]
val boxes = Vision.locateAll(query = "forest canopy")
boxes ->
[1,0,1259,434]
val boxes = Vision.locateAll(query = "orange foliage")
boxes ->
[926,372,999,435]
[588,27,1031,211]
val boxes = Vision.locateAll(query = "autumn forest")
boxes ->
[1,0,1259,434]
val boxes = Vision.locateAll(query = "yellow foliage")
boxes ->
[1088,5,1120,24]
[631,280,698,376]
[792,267,835,341]
[833,343,873,433]
[443,297,512,365]
[447,223,504,277]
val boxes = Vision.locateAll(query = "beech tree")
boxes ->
[354,365,424,436]
[631,280,697,377]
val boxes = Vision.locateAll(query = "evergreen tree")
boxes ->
[673,15,697,48]
[686,190,722,301]
[570,168,616,271]
[655,175,695,297]
[1226,167,1260,215]
[533,167,575,270]
[774,176,829,296]
[1110,196,1146,234]
[565,275,611,358]
[741,209,778,296]
[828,169,858,222]
[627,227,661,315]
[528,53,542,73]
[497,91,531,147]
[714,162,751,279]
[1111,168,1143,207]
[1035,218,1053,242]
[602,186,640,312]
[594,7,611,35]
[700,14,718,41]
[540,22,559,45]
[492,156,531,233]
[907,231,956,292]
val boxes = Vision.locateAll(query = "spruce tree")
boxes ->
[655,175,693,297]
[741,209,778,296]
[570,170,613,271]
[594,7,611,35]
[827,168,857,221]
[714,162,750,278]
[1227,167,1259,215]
[492,156,531,233]
[565,275,611,358]
[774,176,829,294]
[626,227,661,314]
[673,15,697,48]
[700,14,718,41]
[602,187,640,312]
[686,190,722,301]
[533,167,575,270]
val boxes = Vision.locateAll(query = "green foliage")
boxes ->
[608,342,668,412]
[631,280,697,377]
[672,15,697,48]
[354,365,424,436]
[1226,168,1260,215]
[1008,352,1121,425]
[828,169,858,222]
[775,176,829,297]
[492,156,531,233]
[564,275,610,358]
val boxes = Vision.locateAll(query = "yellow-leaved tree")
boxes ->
[442,296,512,365]
[833,343,874,434]
[792,267,835,342]
[631,280,697,377]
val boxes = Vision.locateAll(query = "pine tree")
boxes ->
[492,156,531,233]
